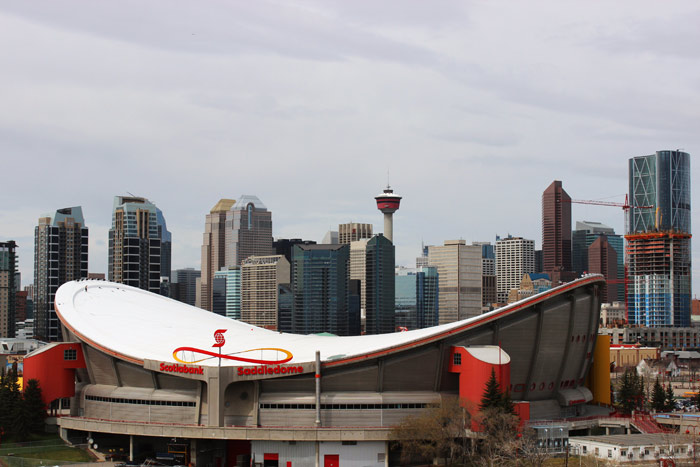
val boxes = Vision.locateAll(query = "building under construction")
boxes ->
[627,150,692,327]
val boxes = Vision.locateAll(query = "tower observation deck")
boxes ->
[375,186,401,243]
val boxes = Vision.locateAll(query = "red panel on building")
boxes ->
[23,342,85,405]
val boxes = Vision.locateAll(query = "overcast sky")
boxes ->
[1,1,698,296]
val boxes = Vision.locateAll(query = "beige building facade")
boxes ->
[338,223,373,245]
[350,239,369,313]
[200,199,236,311]
[241,255,290,330]
[495,236,535,304]
[428,240,482,324]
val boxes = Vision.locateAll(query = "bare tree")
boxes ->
[390,396,475,465]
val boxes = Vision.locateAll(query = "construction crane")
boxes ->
[564,194,653,234]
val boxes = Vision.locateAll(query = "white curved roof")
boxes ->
[55,276,604,368]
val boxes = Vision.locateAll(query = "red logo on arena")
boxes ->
[172,330,293,366]
[213,329,226,348]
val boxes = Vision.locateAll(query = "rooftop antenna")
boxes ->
[127,191,136,197]
[387,168,391,189]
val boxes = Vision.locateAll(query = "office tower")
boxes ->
[226,195,273,268]
[15,290,28,322]
[212,267,241,319]
[321,230,339,245]
[395,266,439,330]
[572,221,624,301]
[273,238,317,263]
[627,150,691,327]
[349,239,369,314]
[508,273,551,304]
[474,242,497,309]
[365,234,395,334]
[0,241,17,338]
[200,198,236,311]
[33,207,88,341]
[291,244,350,335]
[348,279,361,335]
[338,223,373,245]
[495,236,535,304]
[171,268,201,306]
[542,180,574,284]
[375,186,401,243]
[108,196,161,294]
[428,240,482,323]
[534,250,543,274]
[156,208,172,281]
[241,255,290,330]
[588,236,618,304]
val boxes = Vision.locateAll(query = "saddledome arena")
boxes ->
[25,275,605,466]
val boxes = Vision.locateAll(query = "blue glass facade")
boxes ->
[395,267,438,330]
[213,267,241,319]
[291,244,350,335]
[366,235,395,335]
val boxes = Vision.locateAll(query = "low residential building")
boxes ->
[569,434,693,463]
[600,327,700,349]
[600,302,626,327]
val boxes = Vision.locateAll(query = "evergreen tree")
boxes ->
[617,369,640,414]
[22,379,46,434]
[480,369,503,411]
[636,375,646,410]
[651,377,666,412]
[665,384,676,412]
[0,368,21,434]
[499,389,516,415]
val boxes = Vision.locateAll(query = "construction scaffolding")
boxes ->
[626,231,692,327]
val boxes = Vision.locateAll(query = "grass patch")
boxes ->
[0,434,92,463]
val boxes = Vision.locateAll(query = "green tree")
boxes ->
[616,370,636,414]
[480,369,503,411]
[0,367,21,434]
[651,377,666,412]
[23,379,46,433]
[665,384,676,412]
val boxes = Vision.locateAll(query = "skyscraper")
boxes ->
[473,242,496,310]
[156,208,172,282]
[34,207,88,342]
[542,180,574,284]
[349,238,370,314]
[225,195,273,267]
[428,240,482,323]
[495,236,535,304]
[395,266,439,330]
[108,196,162,294]
[0,241,17,338]
[200,199,236,311]
[338,223,373,245]
[365,234,395,334]
[291,244,350,335]
[572,221,624,301]
[241,255,290,330]
[212,267,241,319]
[627,150,691,327]
[171,268,201,306]
[588,236,618,304]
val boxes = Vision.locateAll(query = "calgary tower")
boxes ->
[375,185,402,243]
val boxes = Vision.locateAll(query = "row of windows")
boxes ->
[85,395,195,407]
[260,403,429,410]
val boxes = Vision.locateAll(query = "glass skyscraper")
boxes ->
[395,266,438,330]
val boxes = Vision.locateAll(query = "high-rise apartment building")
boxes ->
[241,255,290,330]
[572,221,624,301]
[365,234,395,334]
[171,268,201,306]
[34,207,88,342]
[338,223,373,245]
[0,241,17,338]
[495,236,535,304]
[213,267,241,319]
[588,236,618,304]
[428,240,482,324]
[200,199,236,311]
[108,196,163,294]
[542,180,574,284]
[225,195,273,268]
[395,266,438,330]
[291,244,350,335]
[627,150,691,327]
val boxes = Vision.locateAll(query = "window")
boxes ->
[453,353,461,365]
[608,449,612,458]
[64,349,77,361]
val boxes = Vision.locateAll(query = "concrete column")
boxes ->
[207,373,224,427]
[190,439,197,466]
[129,435,134,461]
[315,441,320,467]
[383,213,393,243]
[315,350,321,427]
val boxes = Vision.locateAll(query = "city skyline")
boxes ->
[0,1,699,296]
